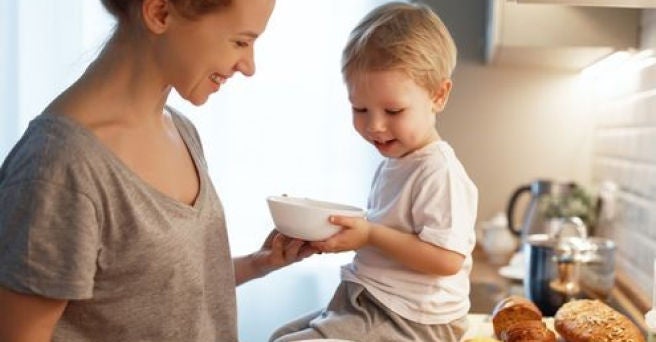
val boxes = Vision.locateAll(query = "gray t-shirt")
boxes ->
[0,109,237,341]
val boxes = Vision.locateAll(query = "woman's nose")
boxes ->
[236,50,255,77]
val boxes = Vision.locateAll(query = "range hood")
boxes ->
[510,0,656,8]
[486,0,641,70]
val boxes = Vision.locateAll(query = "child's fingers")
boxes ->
[329,215,349,227]
[329,215,362,228]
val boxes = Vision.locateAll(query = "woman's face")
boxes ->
[154,0,276,105]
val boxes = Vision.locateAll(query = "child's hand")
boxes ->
[311,215,372,253]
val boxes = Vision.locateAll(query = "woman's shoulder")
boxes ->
[0,113,102,187]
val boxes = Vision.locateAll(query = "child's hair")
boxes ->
[341,1,457,92]
[101,0,231,23]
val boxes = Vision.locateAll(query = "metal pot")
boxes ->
[522,217,591,316]
[578,237,616,300]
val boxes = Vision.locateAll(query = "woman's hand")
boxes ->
[310,215,373,253]
[234,230,317,285]
[256,230,317,273]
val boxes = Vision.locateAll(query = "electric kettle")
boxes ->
[506,179,578,243]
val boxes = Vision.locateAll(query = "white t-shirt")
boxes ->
[341,140,478,324]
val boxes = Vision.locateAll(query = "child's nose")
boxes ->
[367,117,386,133]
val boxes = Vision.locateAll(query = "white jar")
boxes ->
[646,310,656,342]
[481,212,517,264]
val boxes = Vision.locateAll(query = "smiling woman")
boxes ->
[1,0,387,341]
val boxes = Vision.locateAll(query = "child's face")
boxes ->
[347,69,451,158]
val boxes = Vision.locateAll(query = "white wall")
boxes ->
[588,9,656,304]
[439,61,594,223]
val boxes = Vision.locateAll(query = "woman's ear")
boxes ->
[142,0,170,34]
[431,79,453,113]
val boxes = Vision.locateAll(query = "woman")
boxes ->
[0,0,314,340]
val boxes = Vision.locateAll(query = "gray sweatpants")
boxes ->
[269,282,468,342]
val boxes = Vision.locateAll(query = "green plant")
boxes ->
[540,186,597,229]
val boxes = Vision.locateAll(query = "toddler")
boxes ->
[270,2,478,341]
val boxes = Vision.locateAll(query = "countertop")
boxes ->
[469,246,649,334]
[469,246,522,314]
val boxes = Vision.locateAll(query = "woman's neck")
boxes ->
[46,31,171,127]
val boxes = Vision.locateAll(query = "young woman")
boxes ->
[0,0,315,340]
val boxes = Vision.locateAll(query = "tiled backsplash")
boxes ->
[591,10,656,304]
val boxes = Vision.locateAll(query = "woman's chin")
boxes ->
[186,94,210,107]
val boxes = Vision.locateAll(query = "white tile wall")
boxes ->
[591,11,656,301]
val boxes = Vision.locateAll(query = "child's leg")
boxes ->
[268,309,323,342]
[282,281,468,341]
[270,327,324,342]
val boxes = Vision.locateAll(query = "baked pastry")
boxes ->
[554,299,645,342]
[500,320,557,342]
[492,296,543,338]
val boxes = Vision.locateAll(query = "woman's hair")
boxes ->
[100,0,232,23]
[341,2,457,92]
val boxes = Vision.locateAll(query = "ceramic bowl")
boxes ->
[267,196,365,241]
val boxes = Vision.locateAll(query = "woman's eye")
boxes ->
[235,41,249,48]
[352,107,367,113]
[385,109,403,115]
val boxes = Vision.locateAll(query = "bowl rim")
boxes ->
[267,195,364,213]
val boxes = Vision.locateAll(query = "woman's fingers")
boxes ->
[262,229,279,249]
[310,238,339,253]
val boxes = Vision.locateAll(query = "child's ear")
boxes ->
[142,0,171,34]
[431,79,452,113]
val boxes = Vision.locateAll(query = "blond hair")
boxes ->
[342,2,457,92]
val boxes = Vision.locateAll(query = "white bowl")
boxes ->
[267,196,365,241]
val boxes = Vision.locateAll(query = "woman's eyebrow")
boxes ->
[238,31,259,39]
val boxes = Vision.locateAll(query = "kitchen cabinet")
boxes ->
[486,0,641,70]
[512,0,656,8]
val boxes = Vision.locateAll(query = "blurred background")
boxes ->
[3,0,656,340]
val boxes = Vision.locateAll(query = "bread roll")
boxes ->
[463,338,501,342]
[554,299,645,342]
[501,320,557,342]
[492,296,543,338]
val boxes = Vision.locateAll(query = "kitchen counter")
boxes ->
[469,246,650,334]
[469,246,522,314]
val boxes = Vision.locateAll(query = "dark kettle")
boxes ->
[506,179,578,240]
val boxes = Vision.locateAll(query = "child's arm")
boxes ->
[311,215,465,276]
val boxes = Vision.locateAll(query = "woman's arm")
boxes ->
[0,287,67,342]
[312,216,465,276]
[233,230,317,286]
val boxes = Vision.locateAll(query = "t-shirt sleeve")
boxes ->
[412,167,477,256]
[0,180,100,300]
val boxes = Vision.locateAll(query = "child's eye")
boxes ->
[352,107,367,113]
[385,109,403,115]
[235,41,249,48]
